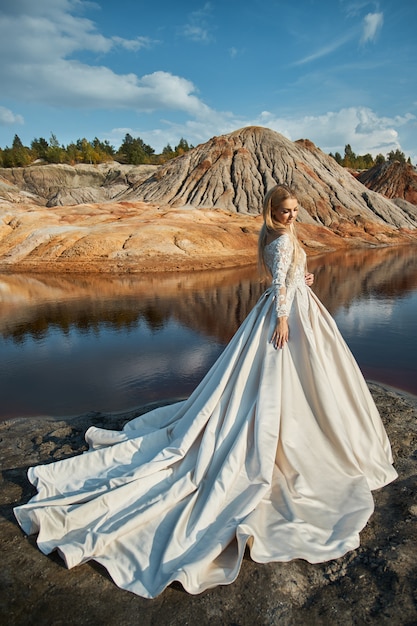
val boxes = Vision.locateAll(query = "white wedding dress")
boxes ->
[14,234,397,598]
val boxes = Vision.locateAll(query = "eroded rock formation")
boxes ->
[123,128,417,231]
[358,160,417,206]
[0,200,262,273]
[0,162,157,207]
[0,127,417,274]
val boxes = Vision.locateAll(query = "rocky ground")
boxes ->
[0,201,264,274]
[1,197,416,276]
[1,383,416,625]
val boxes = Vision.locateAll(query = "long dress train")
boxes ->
[14,234,397,598]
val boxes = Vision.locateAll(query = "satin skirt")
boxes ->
[14,286,397,598]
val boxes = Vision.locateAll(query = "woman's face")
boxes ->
[271,197,298,228]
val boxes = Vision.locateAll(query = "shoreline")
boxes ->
[1,382,417,624]
[365,379,417,406]
[1,239,417,277]
[2,381,416,425]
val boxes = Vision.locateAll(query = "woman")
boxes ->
[14,184,397,599]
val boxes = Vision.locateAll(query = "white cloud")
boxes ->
[181,2,214,43]
[182,24,211,43]
[251,107,414,156]
[111,36,154,52]
[0,106,24,126]
[295,7,384,65]
[106,107,236,152]
[0,0,412,162]
[361,12,383,43]
[123,106,415,158]
[0,0,208,117]
[342,1,375,18]
[294,32,354,65]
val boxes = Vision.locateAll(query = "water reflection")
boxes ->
[0,244,416,420]
[308,245,417,395]
[0,267,264,419]
[0,266,264,344]
[308,245,417,312]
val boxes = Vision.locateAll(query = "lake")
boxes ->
[1,244,416,421]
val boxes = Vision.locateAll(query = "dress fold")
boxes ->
[14,235,397,598]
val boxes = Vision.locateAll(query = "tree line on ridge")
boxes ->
[328,144,411,169]
[0,133,193,168]
[0,133,411,170]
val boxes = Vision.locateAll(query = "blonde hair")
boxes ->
[258,184,304,279]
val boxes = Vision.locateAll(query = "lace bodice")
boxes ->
[263,234,307,317]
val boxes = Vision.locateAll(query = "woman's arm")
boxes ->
[269,235,292,349]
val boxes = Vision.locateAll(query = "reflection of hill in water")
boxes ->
[1,245,417,343]
[308,245,417,313]
[0,266,263,343]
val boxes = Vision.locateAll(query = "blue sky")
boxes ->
[0,0,416,161]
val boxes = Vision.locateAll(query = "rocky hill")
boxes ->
[120,127,417,231]
[357,160,417,207]
[0,162,157,207]
[0,127,417,273]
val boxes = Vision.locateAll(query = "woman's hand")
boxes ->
[271,317,289,349]
[305,272,314,286]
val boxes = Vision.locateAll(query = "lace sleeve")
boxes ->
[270,234,293,318]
